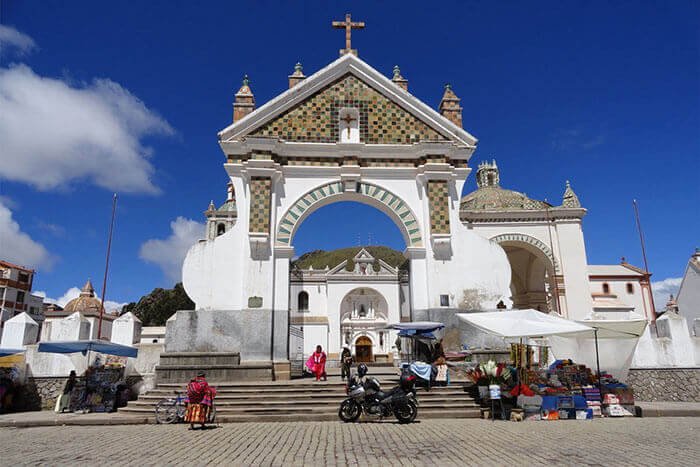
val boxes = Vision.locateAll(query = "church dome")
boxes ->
[460,160,550,211]
[63,279,103,313]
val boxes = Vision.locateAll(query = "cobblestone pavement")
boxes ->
[2,418,699,466]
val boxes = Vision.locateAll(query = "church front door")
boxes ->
[355,336,373,363]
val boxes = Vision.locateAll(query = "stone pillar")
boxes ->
[111,312,142,345]
[0,312,39,348]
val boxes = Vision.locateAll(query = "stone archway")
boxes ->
[276,181,423,247]
[491,233,560,312]
[355,335,373,363]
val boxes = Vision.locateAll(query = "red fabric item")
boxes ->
[306,351,327,380]
[510,384,535,397]
[187,377,212,405]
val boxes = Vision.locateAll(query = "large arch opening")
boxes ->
[491,234,560,313]
[276,181,423,248]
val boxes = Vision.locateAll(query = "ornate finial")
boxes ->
[242,74,250,86]
[621,256,626,263]
[81,279,95,297]
[295,62,303,73]
[476,159,500,188]
[445,83,452,90]
[393,65,401,79]
[562,179,581,208]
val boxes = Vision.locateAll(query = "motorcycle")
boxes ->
[338,369,418,424]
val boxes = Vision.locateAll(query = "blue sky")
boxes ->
[0,0,698,308]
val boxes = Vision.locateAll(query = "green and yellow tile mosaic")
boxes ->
[250,75,448,144]
[428,180,450,235]
[249,177,271,234]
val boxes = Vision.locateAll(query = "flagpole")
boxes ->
[632,199,656,318]
[98,193,118,340]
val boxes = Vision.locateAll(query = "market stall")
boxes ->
[457,310,643,420]
[38,340,137,413]
[386,322,447,387]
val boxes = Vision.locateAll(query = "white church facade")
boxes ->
[172,38,658,379]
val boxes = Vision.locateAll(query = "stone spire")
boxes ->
[665,294,679,313]
[80,279,95,297]
[476,160,500,188]
[233,75,255,122]
[561,180,581,208]
[392,65,408,91]
[439,84,463,128]
[288,62,306,89]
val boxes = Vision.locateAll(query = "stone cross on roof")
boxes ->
[332,13,365,56]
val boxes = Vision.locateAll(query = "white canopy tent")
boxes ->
[456,310,593,339]
[549,314,647,381]
[457,310,647,382]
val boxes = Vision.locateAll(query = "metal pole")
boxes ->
[632,199,656,318]
[98,193,117,340]
[593,328,602,391]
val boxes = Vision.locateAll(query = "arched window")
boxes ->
[626,283,634,294]
[359,304,367,317]
[217,223,226,236]
[298,291,309,311]
[602,283,610,294]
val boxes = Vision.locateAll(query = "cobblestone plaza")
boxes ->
[2,418,698,466]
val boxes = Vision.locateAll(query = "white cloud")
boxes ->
[0,25,36,55]
[651,277,682,310]
[36,286,127,313]
[139,217,204,283]
[0,64,173,193]
[0,199,56,270]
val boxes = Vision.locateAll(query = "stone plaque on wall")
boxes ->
[248,296,263,308]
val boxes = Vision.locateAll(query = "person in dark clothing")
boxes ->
[55,370,77,413]
[340,346,353,381]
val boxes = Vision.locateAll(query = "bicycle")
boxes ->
[154,390,217,425]
[155,391,187,424]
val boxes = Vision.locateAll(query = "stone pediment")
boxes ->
[219,53,476,148]
[326,256,398,277]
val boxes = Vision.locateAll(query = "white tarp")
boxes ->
[549,316,647,382]
[457,310,647,382]
[456,310,593,339]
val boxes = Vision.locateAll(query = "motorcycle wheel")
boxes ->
[394,399,417,424]
[338,399,361,423]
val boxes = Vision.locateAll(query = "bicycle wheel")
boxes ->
[155,399,179,424]
[206,404,216,423]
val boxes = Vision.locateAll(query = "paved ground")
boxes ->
[2,418,699,466]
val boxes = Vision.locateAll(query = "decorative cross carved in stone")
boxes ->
[332,13,365,54]
[341,113,357,138]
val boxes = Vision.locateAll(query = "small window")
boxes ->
[217,223,226,236]
[440,294,449,307]
[359,304,367,317]
[655,320,671,339]
[16,291,25,303]
[626,283,634,294]
[298,291,309,311]
[602,283,610,294]
[18,272,29,283]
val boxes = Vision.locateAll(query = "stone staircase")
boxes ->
[119,367,480,423]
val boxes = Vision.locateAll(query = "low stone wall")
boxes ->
[627,368,700,402]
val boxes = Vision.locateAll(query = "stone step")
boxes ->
[136,389,471,400]
[116,408,481,424]
[127,396,477,407]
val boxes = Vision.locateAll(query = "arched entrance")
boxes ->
[276,181,423,248]
[491,234,560,313]
[355,336,373,363]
